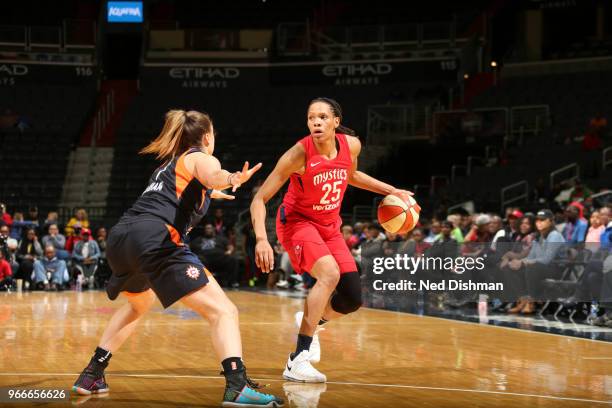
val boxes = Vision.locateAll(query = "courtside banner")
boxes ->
[141,57,458,89]
[0,62,98,86]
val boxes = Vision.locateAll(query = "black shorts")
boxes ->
[105,216,209,308]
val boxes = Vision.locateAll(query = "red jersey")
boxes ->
[282,133,352,225]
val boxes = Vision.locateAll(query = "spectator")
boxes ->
[488,215,503,238]
[43,211,60,233]
[72,228,101,289]
[0,250,13,290]
[508,209,565,314]
[424,220,441,243]
[399,228,430,256]
[428,220,459,257]
[500,216,536,313]
[10,212,37,240]
[241,222,260,286]
[274,241,293,289]
[500,216,537,267]
[65,208,90,237]
[0,224,18,276]
[0,203,12,227]
[459,212,472,237]
[96,227,111,287]
[570,181,593,204]
[353,221,366,245]
[492,210,524,251]
[600,207,612,246]
[26,206,41,227]
[191,223,239,288]
[562,203,588,243]
[463,214,493,256]
[589,112,608,136]
[42,223,69,260]
[342,225,359,249]
[211,208,228,237]
[15,228,43,290]
[33,246,68,291]
[426,221,459,290]
[582,128,603,151]
[358,223,385,271]
[586,210,605,243]
[445,214,465,243]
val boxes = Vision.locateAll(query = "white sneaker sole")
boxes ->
[282,368,326,383]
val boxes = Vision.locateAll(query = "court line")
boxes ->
[0,372,609,404]
[245,290,612,344]
[360,304,612,345]
[582,357,612,360]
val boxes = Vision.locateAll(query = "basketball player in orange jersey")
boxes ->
[72,110,284,407]
[250,98,412,382]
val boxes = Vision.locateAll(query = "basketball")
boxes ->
[377,194,421,234]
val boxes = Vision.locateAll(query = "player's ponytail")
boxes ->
[309,97,357,137]
[140,109,212,160]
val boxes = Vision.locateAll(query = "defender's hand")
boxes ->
[211,189,235,200]
[229,161,263,192]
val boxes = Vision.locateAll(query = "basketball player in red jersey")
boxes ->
[72,110,284,407]
[250,98,412,382]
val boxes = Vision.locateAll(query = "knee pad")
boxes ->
[330,272,362,314]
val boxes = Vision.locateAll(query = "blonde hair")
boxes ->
[140,109,212,160]
[76,208,88,220]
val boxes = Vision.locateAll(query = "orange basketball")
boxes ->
[377,194,421,234]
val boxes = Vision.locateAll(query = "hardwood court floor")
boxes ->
[0,290,610,407]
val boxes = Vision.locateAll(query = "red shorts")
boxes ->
[276,206,357,275]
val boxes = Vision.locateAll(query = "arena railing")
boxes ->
[447,200,475,214]
[366,105,416,145]
[276,22,310,56]
[63,19,96,49]
[510,105,550,137]
[450,164,467,183]
[500,180,529,213]
[29,26,61,50]
[549,162,580,190]
[57,207,106,226]
[0,25,27,47]
[431,107,509,143]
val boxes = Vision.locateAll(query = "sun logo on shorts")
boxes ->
[294,244,302,255]
[185,265,201,280]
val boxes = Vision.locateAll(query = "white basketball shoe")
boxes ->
[283,351,327,383]
[294,311,322,363]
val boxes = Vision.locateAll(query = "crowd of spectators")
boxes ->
[3,199,611,329]
[0,205,109,292]
[261,200,612,328]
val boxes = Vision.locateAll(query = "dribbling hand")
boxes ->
[390,188,414,203]
[229,161,263,192]
[255,238,274,273]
